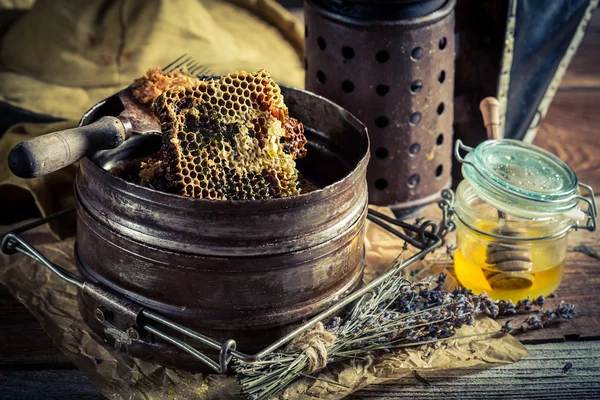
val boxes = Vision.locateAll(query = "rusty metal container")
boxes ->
[304,0,455,217]
[73,86,370,368]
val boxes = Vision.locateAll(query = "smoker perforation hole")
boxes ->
[436,164,443,178]
[317,37,326,50]
[409,143,421,155]
[342,46,355,59]
[409,112,422,125]
[408,173,420,188]
[376,50,390,63]
[411,47,423,60]
[375,179,388,190]
[436,133,444,146]
[375,116,389,128]
[438,70,446,83]
[437,103,445,115]
[342,80,354,93]
[376,85,389,96]
[439,37,447,50]
[410,80,423,94]
[317,70,326,83]
[375,147,388,159]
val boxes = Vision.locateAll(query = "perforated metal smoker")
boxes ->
[304,0,455,216]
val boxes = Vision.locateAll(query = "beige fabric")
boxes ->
[0,0,34,8]
[0,0,304,120]
[0,120,78,238]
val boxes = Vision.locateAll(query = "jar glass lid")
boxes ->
[457,139,580,218]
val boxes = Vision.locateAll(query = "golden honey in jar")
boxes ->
[453,139,596,302]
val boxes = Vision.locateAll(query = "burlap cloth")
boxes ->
[0,2,526,398]
[0,0,304,121]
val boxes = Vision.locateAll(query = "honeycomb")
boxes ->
[146,69,308,200]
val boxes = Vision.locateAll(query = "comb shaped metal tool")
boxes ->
[8,55,211,178]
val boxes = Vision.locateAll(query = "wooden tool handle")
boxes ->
[479,97,501,140]
[8,116,127,178]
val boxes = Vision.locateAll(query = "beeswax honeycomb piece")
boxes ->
[150,69,307,200]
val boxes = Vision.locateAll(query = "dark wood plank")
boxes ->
[561,11,600,89]
[0,341,597,400]
[350,341,600,399]
[0,369,105,400]
[0,285,70,368]
[533,89,600,194]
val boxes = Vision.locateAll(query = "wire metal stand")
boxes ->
[1,189,455,373]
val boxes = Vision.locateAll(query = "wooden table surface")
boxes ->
[2,9,600,400]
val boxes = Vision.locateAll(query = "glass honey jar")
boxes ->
[453,139,597,302]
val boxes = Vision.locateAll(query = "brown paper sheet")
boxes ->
[0,207,527,400]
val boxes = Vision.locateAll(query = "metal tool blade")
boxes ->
[117,89,162,135]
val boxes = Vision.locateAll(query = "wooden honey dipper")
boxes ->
[479,97,534,290]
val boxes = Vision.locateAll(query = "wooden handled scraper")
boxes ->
[7,88,161,178]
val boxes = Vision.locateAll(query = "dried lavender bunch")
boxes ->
[234,274,476,400]
[234,273,576,400]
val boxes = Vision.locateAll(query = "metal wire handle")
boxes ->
[1,195,455,373]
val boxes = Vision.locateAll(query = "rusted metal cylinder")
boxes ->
[305,0,455,216]
[74,86,369,368]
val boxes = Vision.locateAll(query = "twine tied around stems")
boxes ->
[287,322,336,373]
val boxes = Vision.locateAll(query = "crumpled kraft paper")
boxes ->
[0,207,527,400]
